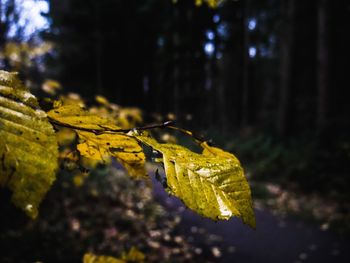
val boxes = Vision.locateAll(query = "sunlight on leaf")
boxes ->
[83,253,125,263]
[77,131,146,178]
[0,70,58,218]
[121,246,145,262]
[83,247,145,263]
[95,95,110,106]
[194,0,223,8]
[133,132,256,228]
[47,105,147,178]
[42,79,61,95]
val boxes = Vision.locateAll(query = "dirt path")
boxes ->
[152,179,350,263]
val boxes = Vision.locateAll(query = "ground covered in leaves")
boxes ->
[0,165,221,263]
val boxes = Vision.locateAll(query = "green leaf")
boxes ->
[0,70,58,218]
[47,105,147,178]
[134,132,256,228]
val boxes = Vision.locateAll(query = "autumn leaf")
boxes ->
[133,132,256,228]
[77,131,146,178]
[83,247,145,263]
[194,0,223,8]
[42,79,61,95]
[0,70,58,218]
[47,104,147,178]
[121,247,145,262]
[83,253,125,263]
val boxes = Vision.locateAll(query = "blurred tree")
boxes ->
[277,0,295,136]
[0,0,17,68]
[316,0,330,132]
[45,0,350,137]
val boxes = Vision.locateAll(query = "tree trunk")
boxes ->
[316,0,330,131]
[241,0,251,127]
[277,0,296,136]
[94,2,103,95]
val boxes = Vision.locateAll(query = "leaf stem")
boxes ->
[48,117,175,134]
[166,125,207,143]
[48,116,206,143]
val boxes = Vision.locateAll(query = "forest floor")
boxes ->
[151,174,350,263]
[1,165,349,263]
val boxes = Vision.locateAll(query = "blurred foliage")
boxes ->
[193,0,224,8]
[47,104,147,179]
[224,132,350,197]
[0,167,210,262]
[84,246,145,263]
[210,130,350,235]
[0,69,255,263]
[0,41,52,71]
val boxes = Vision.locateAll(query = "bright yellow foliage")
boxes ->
[0,69,255,227]
[42,79,61,95]
[0,71,58,218]
[77,131,146,178]
[194,0,223,8]
[121,246,145,262]
[133,132,256,228]
[47,104,147,178]
[0,42,53,70]
[83,253,125,263]
[83,247,145,263]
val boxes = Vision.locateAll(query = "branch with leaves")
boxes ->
[0,70,255,228]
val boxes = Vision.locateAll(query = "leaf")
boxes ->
[121,247,145,262]
[42,79,61,95]
[47,105,147,178]
[77,131,146,178]
[117,108,143,129]
[0,70,58,218]
[95,95,110,106]
[83,247,145,263]
[83,253,125,263]
[195,0,222,8]
[48,104,116,130]
[133,132,256,228]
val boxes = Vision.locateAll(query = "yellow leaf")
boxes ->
[48,104,117,131]
[117,108,143,129]
[134,132,256,228]
[56,127,77,146]
[0,70,58,218]
[201,141,240,163]
[73,172,89,187]
[121,247,145,262]
[47,105,147,179]
[83,253,125,263]
[42,79,61,95]
[195,0,203,6]
[83,247,144,263]
[95,95,110,106]
[77,131,146,178]
[57,93,85,108]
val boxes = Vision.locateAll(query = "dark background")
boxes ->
[1,0,350,262]
[42,0,350,194]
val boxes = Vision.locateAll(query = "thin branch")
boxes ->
[48,116,207,144]
[167,125,207,143]
[48,117,175,135]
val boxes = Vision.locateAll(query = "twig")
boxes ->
[48,117,175,135]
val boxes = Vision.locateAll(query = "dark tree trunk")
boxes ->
[277,0,296,136]
[94,2,103,95]
[316,0,330,131]
[241,0,251,127]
